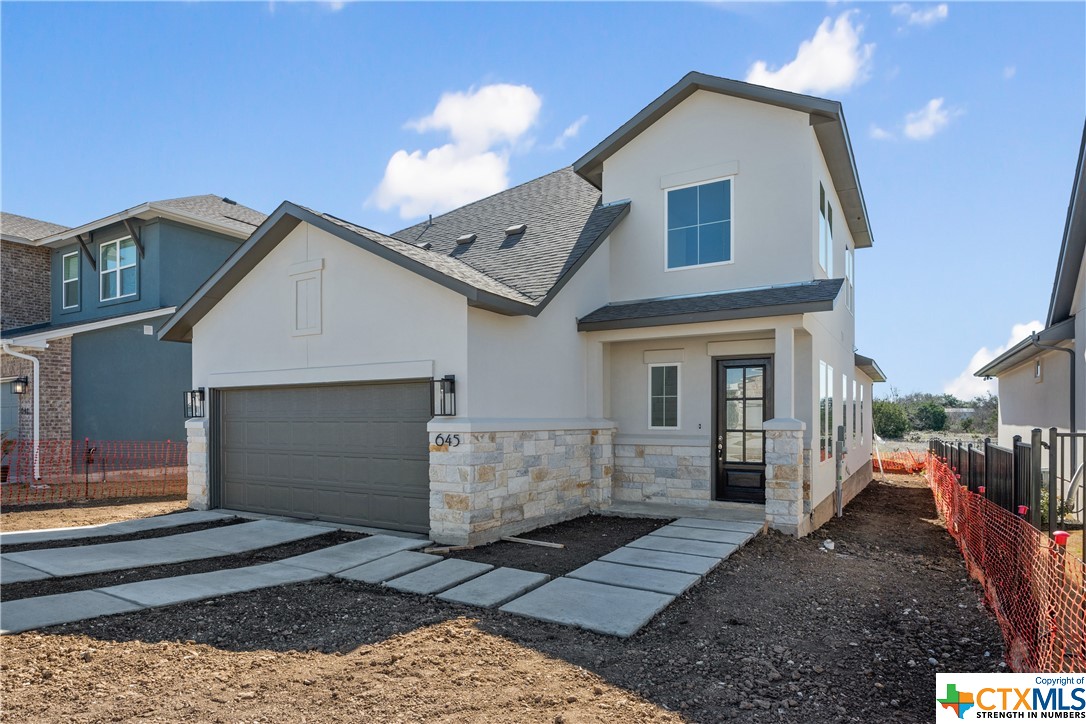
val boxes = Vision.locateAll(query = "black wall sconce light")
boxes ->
[11,377,28,395]
[432,375,456,417]
[184,388,206,418]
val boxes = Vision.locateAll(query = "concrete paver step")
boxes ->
[670,517,764,534]
[278,535,432,574]
[0,590,142,635]
[336,551,443,584]
[648,525,753,545]
[0,559,53,585]
[438,567,550,608]
[103,562,326,608]
[0,511,235,547]
[384,559,493,595]
[500,577,674,638]
[626,535,739,560]
[566,560,700,596]
[598,546,723,575]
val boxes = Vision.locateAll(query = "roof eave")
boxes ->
[34,203,255,248]
[1046,120,1086,327]
[576,297,835,332]
[974,317,1076,378]
[854,353,887,383]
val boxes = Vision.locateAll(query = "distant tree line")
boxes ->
[872,391,998,439]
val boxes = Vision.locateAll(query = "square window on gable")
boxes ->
[666,178,732,269]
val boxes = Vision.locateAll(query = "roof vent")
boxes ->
[420,242,433,250]
[222,197,237,205]
[456,233,477,246]
[504,223,527,236]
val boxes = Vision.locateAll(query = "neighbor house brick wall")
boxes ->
[612,442,712,505]
[1,337,71,441]
[428,428,612,546]
[1,240,51,329]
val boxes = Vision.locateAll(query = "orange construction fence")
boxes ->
[1,439,187,507]
[927,453,1086,672]
[874,449,927,475]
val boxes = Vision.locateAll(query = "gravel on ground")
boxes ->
[1,498,188,532]
[444,513,672,576]
[1,530,365,602]
[0,473,1004,723]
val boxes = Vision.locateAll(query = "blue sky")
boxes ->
[3,2,1084,397]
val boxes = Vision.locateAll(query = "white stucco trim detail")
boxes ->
[207,359,434,389]
[427,417,617,433]
[288,258,324,275]
[614,434,710,446]
[643,349,685,364]
[1,307,177,349]
[660,161,740,190]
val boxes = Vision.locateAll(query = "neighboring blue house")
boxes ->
[0,197,265,443]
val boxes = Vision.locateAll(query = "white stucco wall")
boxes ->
[996,347,1074,447]
[599,90,815,302]
[191,222,469,392]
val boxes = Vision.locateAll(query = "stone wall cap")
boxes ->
[185,418,209,429]
[763,418,806,431]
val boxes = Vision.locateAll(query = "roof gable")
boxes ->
[573,71,873,249]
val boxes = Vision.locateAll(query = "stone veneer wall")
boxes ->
[186,418,209,509]
[1,338,72,442]
[612,442,713,505]
[764,419,808,536]
[428,428,614,546]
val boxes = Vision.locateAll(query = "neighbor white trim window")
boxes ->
[845,244,855,311]
[842,373,849,444]
[819,361,834,462]
[61,251,80,309]
[852,380,858,443]
[859,383,866,444]
[99,237,138,301]
[665,177,733,270]
[648,363,680,429]
[819,182,834,277]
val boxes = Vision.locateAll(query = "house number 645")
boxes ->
[434,434,461,447]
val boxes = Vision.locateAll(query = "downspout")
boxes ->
[1,343,40,480]
[1029,333,1077,478]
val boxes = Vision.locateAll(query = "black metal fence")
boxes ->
[931,430,1085,535]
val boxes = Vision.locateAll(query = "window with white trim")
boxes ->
[859,383,865,444]
[100,237,137,301]
[842,373,848,446]
[845,244,855,311]
[819,361,834,462]
[649,364,680,429]
[666,178,732,269]
[62,251,80,309]
[819,183,834,277]
[852,380,858,442]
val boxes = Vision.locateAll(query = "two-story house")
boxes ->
[1,196,265,447]
[160,73,884,544]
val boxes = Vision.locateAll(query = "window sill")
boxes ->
[665,259,734,273]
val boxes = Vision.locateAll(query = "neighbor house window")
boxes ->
[649,364,680,428]
[842,373,849,444]
[859,383,865,444]
[819,183,833,277]
[61,251,80,309]
[852,380,858,443]
[1034,359,1043,383]
[819,361,834,462]
[666,178,732,269]
[100,237,137,301]
[845,245,855,311]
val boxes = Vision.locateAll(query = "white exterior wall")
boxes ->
[191,223,469,392]
[997,348,1074,446]
[600,91,815,301]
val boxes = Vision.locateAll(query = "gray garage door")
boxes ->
[219,382,431,533]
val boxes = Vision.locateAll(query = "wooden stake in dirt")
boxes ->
[424,545,474,553]
[500,536,565,549]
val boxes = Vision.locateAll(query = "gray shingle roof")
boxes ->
[151,195,266,235]
[0,213,70,242]
[577,279,845,331]
[392,167,630,302]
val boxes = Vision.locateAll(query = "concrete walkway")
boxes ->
[0,511,236,548]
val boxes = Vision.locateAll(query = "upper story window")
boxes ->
[666,178,732,270]
[819,183,833,277]
[100,237,138,301]
[648,363,680,428]
[845,244,855,311]
[819,360,834,462]
[61,251,80,309]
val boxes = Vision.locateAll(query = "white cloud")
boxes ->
[903,97,957,140]
[1003,65,1017,80]
[548,115,588,150]
[371,83,542,219]
[870,124,894,141]
[745,11,874,95]
[944,321,1043,399]
[891,3,948,27]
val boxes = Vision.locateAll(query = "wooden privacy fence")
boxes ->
[0,439,187,507]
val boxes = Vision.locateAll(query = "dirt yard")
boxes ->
[1,474,1004,723]
[1,498,187,532]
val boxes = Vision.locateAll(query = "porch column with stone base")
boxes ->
[763,418,808,536]
[186,418,210,510]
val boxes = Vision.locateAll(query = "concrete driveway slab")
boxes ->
[670,517,764,534]
[500,577,674,637]
[0,559,52,584]
[626,535,738,560]
[385,559,493,595]
[438,567,550,608]
[336,551,442,584]
[648,525,753,545]
[566,560,700,596]
[0,590,141,634]
[599,546,722,576]
[174,519,324,554]
[0,511,234,547]
[103,563,326,608]
[282,535,433,574]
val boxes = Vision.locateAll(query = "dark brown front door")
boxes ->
[714,358,771,503]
